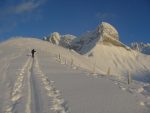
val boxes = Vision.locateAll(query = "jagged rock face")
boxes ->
[71,22,121,54]
[60,35,77,48]
[46,32,77,47]
[98,22,119,42]
[48,32,61,45]
[45,22,122,54]
[42,37,47,41]
[131,42,150,55]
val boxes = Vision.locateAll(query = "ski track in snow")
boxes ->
[25,58,32,113]
[4,55,70,113]
[35,56,70,113]
[4,57,31,113]
[0,52,26,113]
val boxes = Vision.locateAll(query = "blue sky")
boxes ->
[0,0,149,44]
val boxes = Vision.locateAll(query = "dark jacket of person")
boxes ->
[31,49,36,58]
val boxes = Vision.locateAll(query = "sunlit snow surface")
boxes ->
[0,38,150,113]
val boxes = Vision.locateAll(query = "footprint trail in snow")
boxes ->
[4,56,70,113]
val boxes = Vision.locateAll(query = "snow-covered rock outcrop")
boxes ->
[45,33,77,48]
[131,42,150,55]
[44,22,130,54]
[60,34,77,48]
[98,22,119,42]
[71,22,129,54]
[47,32,61,45]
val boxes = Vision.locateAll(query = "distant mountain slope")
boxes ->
[43,22,130,54]
[131,42,150,55]
[70,22,130,54]
[44,32,77,48]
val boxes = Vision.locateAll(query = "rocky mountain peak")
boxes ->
[44,22,128,54]
[98,22,119,42]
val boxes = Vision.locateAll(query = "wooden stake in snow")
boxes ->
[128,71,132,84]
[58,53,61,62]
[58,53,61,60]
[71,58,73,66]
[107,67,111,76]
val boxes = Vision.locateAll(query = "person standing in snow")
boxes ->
[31,49,36,58]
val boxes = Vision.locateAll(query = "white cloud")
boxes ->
[0,0,47,34]
[14,1,39,14]
[96,12,117,20]
[0,0,47,15]
[14,0,47,14]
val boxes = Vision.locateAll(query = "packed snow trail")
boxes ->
[0,51,26,113]
[25,58,32,113]
[34,56,70,113]
[4,57,31,113]
[3,54,70,113]
[25,56,70,113]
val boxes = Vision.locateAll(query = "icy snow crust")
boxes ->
[0,38,150,113]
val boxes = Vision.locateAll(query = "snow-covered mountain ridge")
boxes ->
[41,22,150,81]
[44,22,150,57]
[44,22,130,54]
[131,42,150,55]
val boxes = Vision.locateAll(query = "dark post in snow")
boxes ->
[128,71,132,84]
[71,58,73,67]
[107,67,111,76]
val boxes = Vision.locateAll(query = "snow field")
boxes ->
[0,38,150,113]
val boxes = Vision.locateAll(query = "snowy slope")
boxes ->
[85,44,150,80]
[0,38,150,113]
[65,22,150,80]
